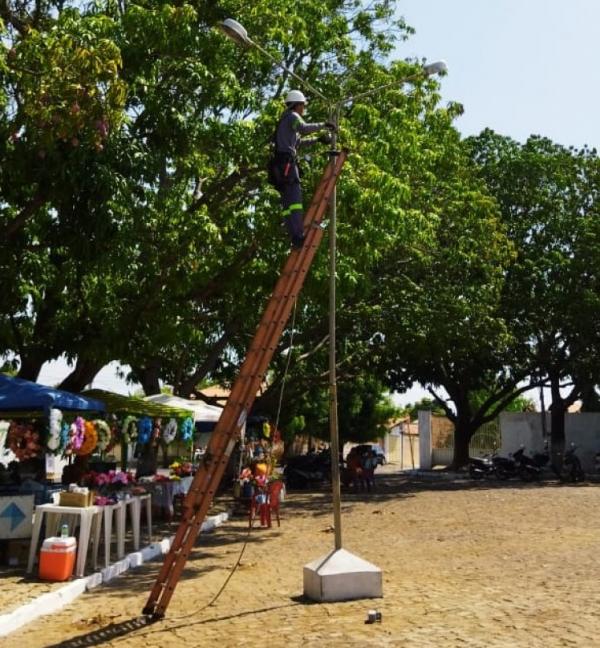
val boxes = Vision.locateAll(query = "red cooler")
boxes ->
[39,536,77,581]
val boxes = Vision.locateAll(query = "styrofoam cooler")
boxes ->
[39,536,77,581]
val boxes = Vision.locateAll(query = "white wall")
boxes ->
[500,412,600,473]
[418,410,432,470]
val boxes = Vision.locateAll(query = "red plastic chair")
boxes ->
[267,480,284,528]
[249,488,268,528]
[249,481,284,528]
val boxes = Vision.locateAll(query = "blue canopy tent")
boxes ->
[0,374,105,416]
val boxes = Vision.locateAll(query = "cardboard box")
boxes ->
[58,491,95,507]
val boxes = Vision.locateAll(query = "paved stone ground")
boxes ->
[0,505,227,616]
[5,470,600,647]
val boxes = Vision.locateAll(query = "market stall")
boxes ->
[0,374,106,567]
[0,377,202,574]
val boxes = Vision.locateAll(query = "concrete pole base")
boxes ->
[303,548,383,602]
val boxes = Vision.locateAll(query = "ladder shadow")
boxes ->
[44,602,301,647]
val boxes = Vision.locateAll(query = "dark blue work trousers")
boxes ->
[279,162,304,245]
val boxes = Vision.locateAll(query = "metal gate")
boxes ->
[431,416,500,467]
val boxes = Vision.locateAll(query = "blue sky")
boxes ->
[396,0,599,150]
[40,1,599,401]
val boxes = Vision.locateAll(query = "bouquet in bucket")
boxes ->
[83,469,134,503]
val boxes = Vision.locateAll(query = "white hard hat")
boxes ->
[285,89,307,105]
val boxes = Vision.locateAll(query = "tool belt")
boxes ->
[267,152,298,189]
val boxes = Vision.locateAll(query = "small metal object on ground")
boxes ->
[365,609,382,624]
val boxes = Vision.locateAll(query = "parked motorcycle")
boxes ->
[468,453,496,480]
[562,443,585,482]
[493,447,524,480]
[517,443,551,481]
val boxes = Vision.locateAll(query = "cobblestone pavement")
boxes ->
[5,472,600,647]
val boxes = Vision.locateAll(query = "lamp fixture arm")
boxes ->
[249,39,329,103]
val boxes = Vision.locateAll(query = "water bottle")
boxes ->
[60,524,69,538]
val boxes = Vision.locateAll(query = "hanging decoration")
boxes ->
[162,418,178,444]
[75,420,98,455]
[180,417,194,443]
[66,416,85,454]
[94,420,111,452]
[121,415,138,443]
[7,421,43,460]
[137,417,153,444]
[46,408,63,453]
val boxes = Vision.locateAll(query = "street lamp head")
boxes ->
[423,60,448,76]
[218,18,251,47]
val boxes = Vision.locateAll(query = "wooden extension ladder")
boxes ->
[143,149,348,620]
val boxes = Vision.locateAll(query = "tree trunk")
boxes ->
[580,384,600,412]
[136,362,161,396]
[17,353,46,381]
[451,421,474,469]
[58,358,103,392]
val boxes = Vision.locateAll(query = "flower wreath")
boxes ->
[162,418,178,444]
[94,420,111,452]
[137,417,153,444]
[46,408,63,454]
[60,422,70,450]
[75,420,98,455]
[180,417,194,443]
[121,415,138,443]
[7,421,43,460]
[67,416,85,454]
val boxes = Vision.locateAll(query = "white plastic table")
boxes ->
[27,503,100,578]
[92,501,125,569]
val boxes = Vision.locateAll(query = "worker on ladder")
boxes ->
[271,90,336,248]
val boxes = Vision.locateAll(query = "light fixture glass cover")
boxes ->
[423,60,448,76]
[219,18,250,46]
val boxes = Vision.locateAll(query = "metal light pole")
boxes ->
[327,103,343,550]
[219,17,446,596]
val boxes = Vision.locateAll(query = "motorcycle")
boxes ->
[562,443,585,482]
[468,453,496,480]
[517,444,551,481]
[493,447,524,480]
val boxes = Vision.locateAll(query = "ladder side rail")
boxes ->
[143,153,347,618]
[248,153,347,384]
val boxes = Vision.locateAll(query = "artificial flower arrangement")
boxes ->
[162,418,178,444]
[169,460,193,479]
[94,419,112,452]
[238,467,282,490]
[121,415,138,443]
[46,408,63,454]
[83,469,134,491]
[75,420,98,456]
[7,421,43,460]
[137,417,153,444]
[47,416,114,457]
[180,417,194,444]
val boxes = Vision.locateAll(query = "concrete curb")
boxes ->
[0,509,232,638]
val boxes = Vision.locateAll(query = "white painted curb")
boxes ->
[0,509,231,637]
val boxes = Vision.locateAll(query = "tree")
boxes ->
[1,1,416,393]
[468,131,600,466]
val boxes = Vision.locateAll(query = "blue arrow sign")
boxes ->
[1,502,27,531]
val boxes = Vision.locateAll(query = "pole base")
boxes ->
[303,548,382,602]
